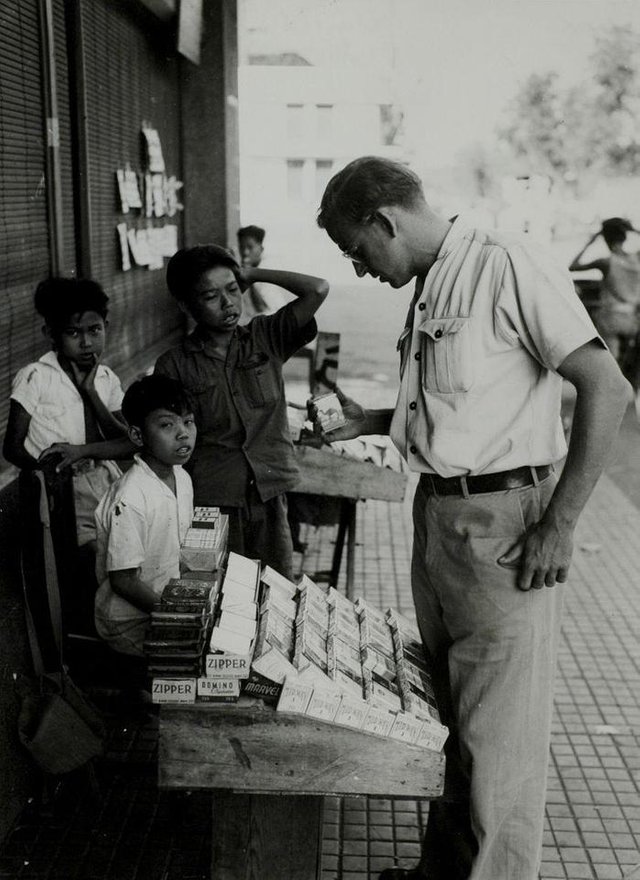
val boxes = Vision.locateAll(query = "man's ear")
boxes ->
[128,425,144,448]
[371,206,398,238]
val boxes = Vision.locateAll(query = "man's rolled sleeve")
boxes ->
[497,243,603,371]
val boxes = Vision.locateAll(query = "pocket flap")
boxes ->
[417,316,469,341]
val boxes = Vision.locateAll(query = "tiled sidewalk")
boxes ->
[304,471,640,880]
[0,472,638,879]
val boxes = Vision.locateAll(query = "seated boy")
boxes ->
[4,277,130,549]
[155,245,329,579]
[94,375,196,657]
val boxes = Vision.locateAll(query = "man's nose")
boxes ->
[353,261,368,278]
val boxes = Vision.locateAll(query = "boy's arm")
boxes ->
[3,400,39,469]
[109,568,159,612]
[569,232,608,273]
[68,358,127,440]
[242,268,329,326]
[39,435,136,470]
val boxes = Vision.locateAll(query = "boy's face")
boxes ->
[184,267,243,333]
[54,310,106,370]
[131,408,197,468]
[238,236,263,268]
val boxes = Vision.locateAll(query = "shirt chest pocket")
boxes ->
[237,353,279,408]
[417,316,474,394]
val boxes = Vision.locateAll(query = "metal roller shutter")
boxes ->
[78,0,183,387]
[0,0,50,458]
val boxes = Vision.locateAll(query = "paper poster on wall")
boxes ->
[127,228,152,266]
[144,173,154,218]
[124,166,142,210]
[116,170,130,213]
[116,223,131,271]
[161,224,178,257]
[146,226,165,270]
[165,177,184,217]
[142,125,165,173]
[151,173,167,218]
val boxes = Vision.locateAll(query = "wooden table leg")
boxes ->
[345,500,357,601]
[329,499,350,587]
[211,792,323,879]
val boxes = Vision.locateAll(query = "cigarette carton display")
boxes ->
[361,704,396,738]
[251,646,298,685]
[260,585,297,621]
[181,518,228,572]
[334,694,370,730]
[192,506,221,528]
[312,391,347,433]
[151,677,197,703]
[389,712,423,745]
[196,676,241,702]
[209,625,253,656]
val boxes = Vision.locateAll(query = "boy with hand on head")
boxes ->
[94,375,196,657]
[3,277,130,549]
[155,244,329,579]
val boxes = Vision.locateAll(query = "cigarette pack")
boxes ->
[361,645,397,683]
[196,676,240,702]
[219,592,257,620]
[151,677,196,703]
[414,719,449,752]
[358,613,395,658]
[293,625,328,672]
[260,566,299,600]
[260,585,297,621]
[276,677,313,714]
[305,688,341,723]
[254,607,295,659]
[312,391,347,433]
[334,694,370,730]
[224,553,261,594]
[327,635,362,679]
[217,609,257,640]
[204,652,252,678]
[361,704,396,738]
[241,669,283,704]
[160,577,220,613]
[181,525,227,572]
[192,506,221,528]
[389,712,423,745]
[209,625,253,656]
[251,645,298,685]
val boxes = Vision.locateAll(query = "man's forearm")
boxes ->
[364,408,395,435]
[85,391,127,439]
[77,436,136,461]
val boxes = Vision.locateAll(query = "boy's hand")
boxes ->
[39,442,87,471]
[309,387,368,443]
[70,356,98,394]
[234,264,252,293]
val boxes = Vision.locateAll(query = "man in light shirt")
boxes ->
[316,157,630,880]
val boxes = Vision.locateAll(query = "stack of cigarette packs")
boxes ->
[200,552,261,703]
[180,507,229,573]
[249,572,448,752]
[149,506,229,703]
[147,574,221,703]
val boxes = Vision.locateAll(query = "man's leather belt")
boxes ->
[421,464,554,497]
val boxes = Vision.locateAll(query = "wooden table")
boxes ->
[293,445,408,596]
[159,700,445,879]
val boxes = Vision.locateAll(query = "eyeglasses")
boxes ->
[340,215,372,267]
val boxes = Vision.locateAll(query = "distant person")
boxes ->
[237,224,288,323]
[3,277,129,551]
[570,217,640,378]
[94,375,196,657]
[155,244,329,579]
[314,156,629,880]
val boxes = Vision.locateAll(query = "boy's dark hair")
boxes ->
[122,375,192,429]
[166,245,238,303]
[317,156,425,237]
[601,217,632,249]
[34,277,109,332]
[237,225,265,244]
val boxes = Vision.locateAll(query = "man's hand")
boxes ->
[309,386,368,443]
[498,516,574,591]
[39,442,87,471]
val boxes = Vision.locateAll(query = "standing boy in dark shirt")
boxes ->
[155,245,329,579]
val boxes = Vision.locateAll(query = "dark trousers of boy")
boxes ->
[155,304,317,580]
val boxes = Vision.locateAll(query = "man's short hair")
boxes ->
[166,245,237,303]
[122,375,192,429]
[34,277,109,331]
[237,225,265,244]
[317,156,425,235]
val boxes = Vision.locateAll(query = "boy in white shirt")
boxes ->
[4,277,130,549]
[94,375,196,656]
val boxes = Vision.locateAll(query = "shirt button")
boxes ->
[414,352,421,361]
[410,445,417,454]
[418,303,426,311]
[434,328,443,339]
[409,401,417,411]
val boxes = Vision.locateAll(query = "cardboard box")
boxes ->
[151,677,196,704]
[196,677,240,702]
[205,652,252,678]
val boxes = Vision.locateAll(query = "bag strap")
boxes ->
[22,472,64,677]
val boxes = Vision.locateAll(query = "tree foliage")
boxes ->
[499,24,640,188]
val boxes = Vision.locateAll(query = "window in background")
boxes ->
[379,104,405,146]
[316,104,333,141]
[315,159,333,198]
[287,159,305,200]
[287,104,304,140]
